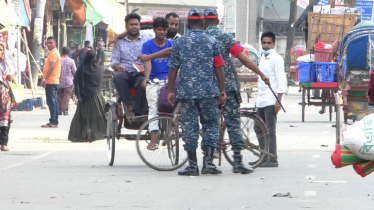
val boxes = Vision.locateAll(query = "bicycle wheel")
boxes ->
[222,113,269,169]
[136,115,187,171]
[107,108,118,166]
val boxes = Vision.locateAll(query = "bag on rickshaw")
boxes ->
[158,76,179,113]
[342,113,374,161]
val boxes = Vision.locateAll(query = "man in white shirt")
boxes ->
[254,32,287,168]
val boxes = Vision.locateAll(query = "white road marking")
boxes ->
[322,131,329,133]
[305,175,316,180]
[309,181,348,183]
[304,191,317,196]
[308,165,317,168]
[1,145,76,171]
[312,154,321,158]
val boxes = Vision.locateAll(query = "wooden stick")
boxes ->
[269,85,286,113]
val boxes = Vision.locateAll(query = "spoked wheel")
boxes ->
[107,107,118,166]
[136,115,187,171]
[222,114,270,169]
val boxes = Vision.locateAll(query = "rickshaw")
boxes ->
[235,44,260,102]
[105,86,273,171]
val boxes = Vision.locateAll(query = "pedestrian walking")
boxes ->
[167,8,227,176]
[79,40,92,67]
[71,44,81,67]
[254,32,287,167]
[95,41,106,70]
[0,43,15,151]
[68,50,107,142]
[41,37,61,128]
[203,8,270,174]
[58,47,76,116]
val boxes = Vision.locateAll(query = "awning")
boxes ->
[87,0,126,34]
[0,1,17,32]
[66,0,103,26]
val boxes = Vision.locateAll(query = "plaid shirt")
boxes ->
[110,31,154,73]
[59,56,76,88]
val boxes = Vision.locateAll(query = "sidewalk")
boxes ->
[22,86,47,103]
[9,86,77,148]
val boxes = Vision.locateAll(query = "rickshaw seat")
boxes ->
[130,88,136,97]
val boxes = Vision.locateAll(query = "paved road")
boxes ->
[1,87,373,210]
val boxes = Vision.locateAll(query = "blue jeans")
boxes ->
[46,84,59,125]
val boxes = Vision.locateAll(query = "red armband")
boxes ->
[229,42,244,58]
[213,55,225,68]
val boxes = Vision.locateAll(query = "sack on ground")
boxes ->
[342,114,374,161]
[10,81,23,104]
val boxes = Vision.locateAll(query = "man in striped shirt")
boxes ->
[58,47,76,115]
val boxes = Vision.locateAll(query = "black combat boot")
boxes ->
[233,150,254,174]
[201,147,222,174]
[178,151,199,176]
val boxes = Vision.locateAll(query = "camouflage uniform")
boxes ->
[204,8,245,151]
[168,27,224,152]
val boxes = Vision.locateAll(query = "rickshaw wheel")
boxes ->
[136,115,187,171]
[222,113,270,169]
[107,107,118,166]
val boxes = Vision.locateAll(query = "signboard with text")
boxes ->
[355,0,374,21]
[146,9,190,19]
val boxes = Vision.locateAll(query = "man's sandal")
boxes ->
[126,110,135,121]
[41,123,58,128]
[147,143,158,151]
[1,145,9,151]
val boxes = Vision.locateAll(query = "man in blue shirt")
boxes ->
[167,8,227,176]
[141,18,174,150]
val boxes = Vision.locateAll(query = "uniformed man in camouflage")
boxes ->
[167,8,227,176]
[203,8,270,174]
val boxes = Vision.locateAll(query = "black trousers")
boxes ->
[0,112,10,146]
[113,71,146,116]
[254,105,277,161]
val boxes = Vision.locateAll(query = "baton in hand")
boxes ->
[268,85,286,113]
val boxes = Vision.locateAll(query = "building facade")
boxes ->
[120,0,217,35]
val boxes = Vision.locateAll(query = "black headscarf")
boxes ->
[74,50,103,101]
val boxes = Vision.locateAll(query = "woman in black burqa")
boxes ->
[68,50,107,142]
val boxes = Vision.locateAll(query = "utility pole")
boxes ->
[125,0,129,15]
[258,1,264,52]
[30,0,46,87]
[285,0,297,72]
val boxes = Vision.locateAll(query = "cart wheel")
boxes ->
[222,114,270,169]
[136,115,187,171]
[107,107,118,166]
[302,89,305,122]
